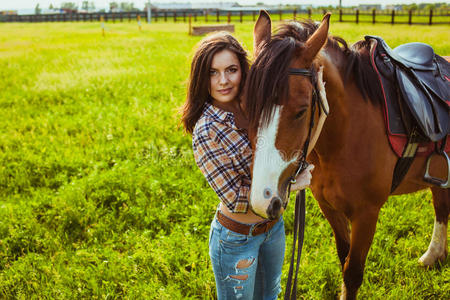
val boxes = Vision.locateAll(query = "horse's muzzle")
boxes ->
[266,196,282,220]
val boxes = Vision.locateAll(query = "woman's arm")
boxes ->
[193,133,250,213]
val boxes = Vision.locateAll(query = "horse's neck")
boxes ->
[314,48,383,162]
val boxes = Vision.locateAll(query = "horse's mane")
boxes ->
[245,19,381,129]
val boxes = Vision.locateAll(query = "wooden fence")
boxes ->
[1,8,449,25]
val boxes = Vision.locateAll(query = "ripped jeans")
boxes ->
[209,214,285,300]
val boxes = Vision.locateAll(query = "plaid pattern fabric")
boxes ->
[193,102,252,213]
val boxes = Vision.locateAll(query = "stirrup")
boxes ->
[423,151,450,188]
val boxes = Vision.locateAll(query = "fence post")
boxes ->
[356,9,359,24]
[189,14,192,35]
[174,11,177,22]
[216,10,219,22]
[429,9,433,25]
[205,10,208,22]
[227,12,231,24]
[155,11,158,22]
[120,12,123,22]
[391,10,395,24]
[240,11,243,23]
[101,15,105,36]
[293,9,297,20]
[112,13,115,23]
[279,10,282,21]
[253,11,256,21]
[194,12,197,22]
[408,10,412,25]
[372,9,376,24]
[164,11,167,22]
[308,8,312,19]
[184,12,186,22]
[339,9,342,22]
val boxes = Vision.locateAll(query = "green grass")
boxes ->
[0,20,449,299]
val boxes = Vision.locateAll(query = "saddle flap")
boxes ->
[396,67,450,141]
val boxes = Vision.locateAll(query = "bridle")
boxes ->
[282,65,329,207]
[283,65,329,300]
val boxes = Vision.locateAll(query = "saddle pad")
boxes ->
[368,39,450,157]
[389,135,449,157]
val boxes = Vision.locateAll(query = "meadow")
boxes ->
[0,17,449,299]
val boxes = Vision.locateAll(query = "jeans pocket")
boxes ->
[220,230,249,247]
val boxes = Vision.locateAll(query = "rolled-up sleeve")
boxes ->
[193,133,249,213]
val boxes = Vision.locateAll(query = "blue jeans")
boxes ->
[209,213,286,300]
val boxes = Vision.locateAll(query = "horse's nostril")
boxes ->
[267,197,282,220]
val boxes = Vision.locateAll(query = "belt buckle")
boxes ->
[251,220,269,235]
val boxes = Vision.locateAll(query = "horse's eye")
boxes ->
[295,109,307,120]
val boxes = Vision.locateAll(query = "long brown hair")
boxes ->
[182,32,249,134]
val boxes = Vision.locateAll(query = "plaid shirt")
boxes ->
[192,102,252,213]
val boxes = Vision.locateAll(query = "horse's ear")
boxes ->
[253,10,271,57]
[303,13,331,65]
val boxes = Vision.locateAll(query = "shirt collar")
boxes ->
[203,102,238,129]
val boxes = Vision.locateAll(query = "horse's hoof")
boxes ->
[418,248,447,267]
[419,220,448,267]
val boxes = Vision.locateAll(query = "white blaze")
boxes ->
[250,105,297,217]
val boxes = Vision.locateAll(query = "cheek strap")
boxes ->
[307,66,329,156]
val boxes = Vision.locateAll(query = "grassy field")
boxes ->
[0,18,449,299]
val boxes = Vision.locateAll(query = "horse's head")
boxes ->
[245,11,330,219]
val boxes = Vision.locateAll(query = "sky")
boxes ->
[0,0,441,11]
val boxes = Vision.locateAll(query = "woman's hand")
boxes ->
[290,164,314,191]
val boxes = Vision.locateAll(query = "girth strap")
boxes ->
[391,129,419,193]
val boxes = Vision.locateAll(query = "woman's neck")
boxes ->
[212,99,248,130]
[211,99,241,115]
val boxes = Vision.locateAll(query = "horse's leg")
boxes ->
[419,187,449,266]
[340,207,380,300]
[317,201,350,267]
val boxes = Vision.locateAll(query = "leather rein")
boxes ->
[284,66,328,300]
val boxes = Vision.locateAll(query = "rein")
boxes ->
[284,66,326,300]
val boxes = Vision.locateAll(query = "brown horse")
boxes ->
[244,11,449,299]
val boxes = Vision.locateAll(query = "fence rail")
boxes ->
[1,8,449,25]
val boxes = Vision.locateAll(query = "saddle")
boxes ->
[366,36,450,191]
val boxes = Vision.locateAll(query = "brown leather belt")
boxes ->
[216,210,279,236]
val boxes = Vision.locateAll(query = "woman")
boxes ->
[182,32,313,299]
